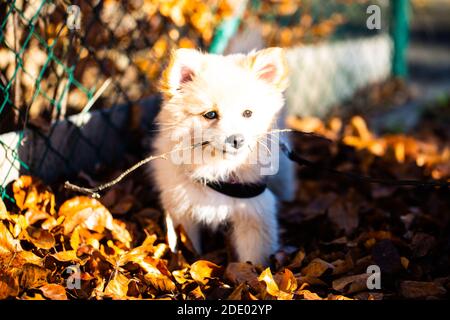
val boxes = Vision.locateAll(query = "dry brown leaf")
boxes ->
[301,258,334,278]
[332,273,370,294]
[295,275,328,287]
[326,294,353,300]
[19,263,49,289]
[70,226,81,251]
[111,219,132,247]
[24,209,51,226]
[258,268,293,300]
[274,268,297,294]
[117,235,157,267]
[188,285,205,300]
[399,281,446,299]
[172,268,190,285]
[224,262,262,291]
[190,260,221,285]
[50,250,80,262]
[104,272,130,299]
[0,271,20,299]
[328,200,359,235]
[144,272,176,292]
[59,196,114,235]
[287,249,306,269]
[0,198,9,220]
[227,283,247,300]
[25,226,55,250]
[297,289,323,300]
[0,222,22,253]
[40,283,68,300]
[12,176,55,214]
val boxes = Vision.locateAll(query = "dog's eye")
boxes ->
[203,111,218,120]
[242,110,252,118]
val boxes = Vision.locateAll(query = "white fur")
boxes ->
[151,48,293,264]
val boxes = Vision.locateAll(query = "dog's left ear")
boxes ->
[247,47,289,91]
[160,48,204,97]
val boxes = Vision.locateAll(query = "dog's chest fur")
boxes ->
[152,152,277,230]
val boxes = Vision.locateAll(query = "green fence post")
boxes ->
[209,0,248,54]
[391,0,410,78]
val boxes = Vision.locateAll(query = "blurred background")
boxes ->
[0,0,449,198]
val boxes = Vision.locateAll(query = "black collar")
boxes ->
[203,180,267,198]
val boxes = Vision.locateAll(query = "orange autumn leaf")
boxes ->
[12,176,55,215]
[40,284,68,300]
[24,226,55,250]
[0,198,8,220]
[58,196,114,235]
[104,272,130,299]
[190,260,222,285]
[0,222,22,253]
[258,268,293,300]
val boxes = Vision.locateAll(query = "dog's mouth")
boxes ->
[199,140,246,157]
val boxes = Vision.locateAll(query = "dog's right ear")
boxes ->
[160,48,203,98]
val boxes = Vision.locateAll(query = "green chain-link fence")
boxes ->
[0,0,406,200]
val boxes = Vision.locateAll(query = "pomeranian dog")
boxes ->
[151,47,295,264]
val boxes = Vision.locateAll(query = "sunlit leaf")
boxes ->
[104,272,130,299]
[190,260,221,285]
[58,196,114,235]
[12,176,55,214]
[40,283,68,300]
[0,222,22,253]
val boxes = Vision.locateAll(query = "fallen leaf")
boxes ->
[328,199,359,235]
[0,198,9,220]
[0,271,20,299]
[59,196,114,235]
[104,272,130,299]
[50,250,80,262]
[111,219,132,247]
[224,262,262,291]
[301,258,334,277]
[326,294,353,300]
[332,273,370,294]
[70,226,81,251]
[274,268,297,293]
[25,226,55,250]
[12,176,55,214]
[190,260,222,285]
[24,209,51,226]
[19,263,49,289]
[287,249,305,269]
[40,283,68,300]
[0,222,22,253]
[258,268,293,300]
[399,281,446,299]
[297,289,322,300]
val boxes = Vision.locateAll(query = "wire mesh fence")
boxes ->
[0,0,398,200]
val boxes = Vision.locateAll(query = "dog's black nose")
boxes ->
[225,134,245,149]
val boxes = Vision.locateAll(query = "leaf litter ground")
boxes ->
[1,99,449,300]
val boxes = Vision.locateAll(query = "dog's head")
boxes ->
[157,48,289,179]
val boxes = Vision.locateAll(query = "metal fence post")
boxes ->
[209,0,248,54]
[391,0,410,78]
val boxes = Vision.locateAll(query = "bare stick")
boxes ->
[64,129,293,198]
[64,141,208,198]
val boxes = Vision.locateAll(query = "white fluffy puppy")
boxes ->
[152,48,295,264]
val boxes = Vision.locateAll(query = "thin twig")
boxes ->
[64,129,292,198]
[64,141,208,198]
